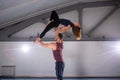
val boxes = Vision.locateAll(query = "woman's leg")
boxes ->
[40,21,59,38]
[40,22,54,38]
[40,10,60,38]
[50,10,60,22]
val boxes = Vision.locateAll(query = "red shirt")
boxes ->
[52,42,63,62]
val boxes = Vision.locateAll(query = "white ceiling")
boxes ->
[0,0,108,27]
[0,0,77,24]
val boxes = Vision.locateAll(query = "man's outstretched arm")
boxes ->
[34,37,56,50]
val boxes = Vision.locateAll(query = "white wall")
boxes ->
[0,41,120,77]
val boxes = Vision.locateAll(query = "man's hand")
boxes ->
[34,36,41,44]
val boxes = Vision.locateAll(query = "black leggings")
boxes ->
[40,11,60,38]
[55,62,65,80]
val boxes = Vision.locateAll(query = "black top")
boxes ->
[60,19,74,28]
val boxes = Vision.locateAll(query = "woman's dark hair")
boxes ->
[72,25,81,38]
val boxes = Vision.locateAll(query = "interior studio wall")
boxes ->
[0,41,120,77]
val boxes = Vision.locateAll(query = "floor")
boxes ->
[0,78,120,80]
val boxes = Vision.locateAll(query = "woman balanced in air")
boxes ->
[40,10,82,40]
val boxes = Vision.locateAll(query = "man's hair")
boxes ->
[58,33,63,39]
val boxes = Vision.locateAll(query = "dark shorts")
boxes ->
[55,62,65,80]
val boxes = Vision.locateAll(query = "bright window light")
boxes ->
[115,43,120,52]
[21,45,30,53]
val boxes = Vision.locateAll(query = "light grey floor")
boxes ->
[1,78,120,80]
